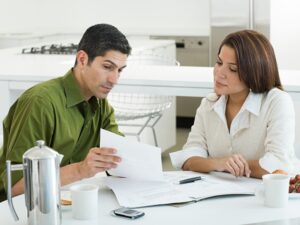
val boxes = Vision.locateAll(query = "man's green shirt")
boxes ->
[0,69,121,201]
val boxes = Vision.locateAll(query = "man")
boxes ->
[0,24,132,201]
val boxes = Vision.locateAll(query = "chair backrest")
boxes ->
[108,45,177,121]
[107,93,172,120]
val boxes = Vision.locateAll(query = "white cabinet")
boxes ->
[0,81,37,136]
[0,81,9,135]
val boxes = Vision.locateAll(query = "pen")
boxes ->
[179,176,203,184]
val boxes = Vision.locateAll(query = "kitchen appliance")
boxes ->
[210,0,270,66]
[152,0,271,128]
[150,35,209,126]
[21,43,78,55]
[6,140,63,225]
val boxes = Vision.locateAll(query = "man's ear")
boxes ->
[76,50,88,67]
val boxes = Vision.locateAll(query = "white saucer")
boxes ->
[61,190,72,210]
[255,186,300,199]
[289,192,300,199]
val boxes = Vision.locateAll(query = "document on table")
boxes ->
[100,129,163,181]
[103,171,261,208]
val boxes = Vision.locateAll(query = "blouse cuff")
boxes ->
[259,152,291,173]
[170,147,208,170]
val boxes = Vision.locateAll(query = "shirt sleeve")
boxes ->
[259,91,295,173]
[0,95,54,193]
[170,147,208,169]
[170,99,209,169]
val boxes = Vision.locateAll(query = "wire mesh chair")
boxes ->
[107,93,173,146]
[108,48,178,146]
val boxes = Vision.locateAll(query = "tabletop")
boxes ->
[1,172,300,225]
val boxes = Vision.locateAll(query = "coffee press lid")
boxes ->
[23,140,58,160]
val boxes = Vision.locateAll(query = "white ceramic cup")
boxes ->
[262,174,289,208]
[70,184,99,220]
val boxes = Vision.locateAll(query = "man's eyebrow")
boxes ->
[103,60,127,69]
[119,65,127,70]
[103,60,117,67]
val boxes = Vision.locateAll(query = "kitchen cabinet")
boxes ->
[0,81,9,120]
[0,81,9,146]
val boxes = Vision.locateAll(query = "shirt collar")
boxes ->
[89,96,100,113]
[212,91,263,117]
[212,95,227,124]
[62,69,86,108]
[241,91,263,116]
[62,69,100,112]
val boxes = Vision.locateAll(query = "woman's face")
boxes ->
[213,45,249,96]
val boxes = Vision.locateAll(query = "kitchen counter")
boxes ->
[0,39,177,150]
[1,53,300,99]
[2,40,300,152]
[1,39,300,98]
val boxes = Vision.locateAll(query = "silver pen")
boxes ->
[179,176,203,184]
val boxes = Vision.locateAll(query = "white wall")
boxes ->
[269,0,300,157]
[1,0,298,67]
[0,0,210,36]
[270,0,300,70]
[210,0,249,25]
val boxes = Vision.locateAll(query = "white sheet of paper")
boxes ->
[104,176,190,208]
[103,171,260,208]
[100,129,163,181]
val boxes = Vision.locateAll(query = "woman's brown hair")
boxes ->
[218,30,282,93]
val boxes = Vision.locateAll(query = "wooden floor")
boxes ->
[162,128,189,171]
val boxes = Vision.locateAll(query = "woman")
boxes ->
[170,30,296,178]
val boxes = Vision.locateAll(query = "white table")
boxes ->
[1,173,300,225]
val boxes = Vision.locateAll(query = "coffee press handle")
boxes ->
[6,160,23,221]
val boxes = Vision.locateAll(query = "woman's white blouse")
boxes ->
[170,88,297,173]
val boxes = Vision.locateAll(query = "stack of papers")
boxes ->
[100,129,261,208]
[103,171,260,208]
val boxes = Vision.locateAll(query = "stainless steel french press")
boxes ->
[6,140,63,225]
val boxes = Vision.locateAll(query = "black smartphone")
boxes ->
[113,207,145,219]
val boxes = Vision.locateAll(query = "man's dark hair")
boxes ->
[75,24,131,65]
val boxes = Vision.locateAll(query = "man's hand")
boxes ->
[218,154,251,177]
[12,147,122,197]
[77,147,121,179]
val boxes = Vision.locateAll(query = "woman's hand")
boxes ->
[218,154,251,177]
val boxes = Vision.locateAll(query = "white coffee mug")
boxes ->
[70,183,99,220]
[262,174,289,208]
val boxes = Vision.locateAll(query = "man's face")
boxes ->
[77,50,128,100]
